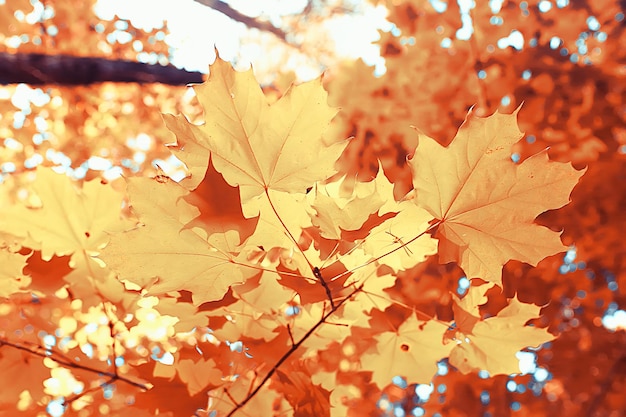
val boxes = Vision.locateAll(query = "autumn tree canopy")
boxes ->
[0,1,624,417]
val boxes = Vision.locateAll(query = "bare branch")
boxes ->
[0,52,204,86]
[194,0,288,41]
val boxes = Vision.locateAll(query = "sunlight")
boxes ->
[94,0,388,76]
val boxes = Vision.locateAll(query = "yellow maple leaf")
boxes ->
[339,264,397,327]
[360,314,453,389]
[329,384,362,417]
[241,189,312,252]
[362,202,437,272]
[176,357,222,397]
[165,56,347,210]
[409,108,585,285]
[162,111,212,191]
[308,165,397,240]
[0,248,30,296]
[101,177,251,305]
[0,167,128,262]
[449,284,555,375]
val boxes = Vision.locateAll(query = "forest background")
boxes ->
[0,0,624,416]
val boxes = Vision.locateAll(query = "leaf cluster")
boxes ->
[0,55,585,416]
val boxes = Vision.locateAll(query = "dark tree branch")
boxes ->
[0,52,204,86]
[194,0,288,41]
[0,1,292,86]
[313,266,336,308]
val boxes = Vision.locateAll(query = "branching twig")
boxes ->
[225,284,363,416]
[224,387,240,407]
[0,339,149,390]
[333,220,442,281]
[313,266,336,308]
[64,377,114,405]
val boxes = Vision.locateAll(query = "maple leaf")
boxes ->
[308,166,397,240]
[275,369,331,417]
[329,384,362,417]
[101,177,251,305]
[409,108,585,285]
[207,371,292,417]
[0,347,49,409]
[0,248,30,297]
[449,284,555,375]
[362,202,437,272]
[0,167,128,262]
[231,272,296,316]
[360,314,453,389]
[339,266,397,327]
[176,357,222,397]
[162,111,212,191]
[241,189,312,252]
[165,56,348,211]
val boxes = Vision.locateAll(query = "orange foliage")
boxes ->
[0,1,625,417]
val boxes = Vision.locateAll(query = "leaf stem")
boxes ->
[263,189,337,306]
[264,189,314,271]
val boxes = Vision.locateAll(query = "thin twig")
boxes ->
[104,303,120,377]
[0,339,149,390]
[286,324,295,346]
[333,220,441,281]
[264,189,338,309]
[224,387,240,407]
[246,371,258,397]
[64,377,114,405]
[313,266,335,308]
[225,284,363,416]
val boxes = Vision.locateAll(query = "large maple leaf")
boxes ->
[409,108,585,284]
[101,177,251,305]
[165,56,348,212]
[0,167,128,262]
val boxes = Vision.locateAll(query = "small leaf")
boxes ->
[360,314,453,389]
